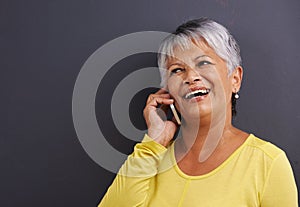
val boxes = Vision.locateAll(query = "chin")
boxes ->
[180,105,212,121]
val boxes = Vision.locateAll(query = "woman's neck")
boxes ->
[178,110,233,161]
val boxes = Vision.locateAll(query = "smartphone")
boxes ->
[170,103,181,125]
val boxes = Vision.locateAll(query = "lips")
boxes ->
[183,87,210,100]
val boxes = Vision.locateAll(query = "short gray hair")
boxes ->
[157,17,242,87]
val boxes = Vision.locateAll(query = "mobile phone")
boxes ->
[170,103,181,125]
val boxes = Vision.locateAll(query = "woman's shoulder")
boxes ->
[245,134,285,160]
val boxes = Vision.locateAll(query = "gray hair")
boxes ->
[157,17,242,87]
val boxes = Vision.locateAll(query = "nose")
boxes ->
[183,69,201,84]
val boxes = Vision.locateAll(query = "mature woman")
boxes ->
[99,18,298,206]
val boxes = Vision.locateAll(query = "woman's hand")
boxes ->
[143,89,178,147]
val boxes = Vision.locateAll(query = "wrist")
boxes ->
[147,132,169,147]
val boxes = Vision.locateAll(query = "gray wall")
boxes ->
[1,0,299,206]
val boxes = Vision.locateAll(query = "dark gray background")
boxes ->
[1,0,299,206]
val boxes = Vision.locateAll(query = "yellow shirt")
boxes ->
[99,134,298,207]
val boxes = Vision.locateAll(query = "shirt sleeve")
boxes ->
[98,134,167,207]
[260,152,298,206]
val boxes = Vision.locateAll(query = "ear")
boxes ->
[231,66,243,92]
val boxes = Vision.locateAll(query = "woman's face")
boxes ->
[166,39,242,122]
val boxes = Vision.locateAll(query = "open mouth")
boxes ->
[184,89,210,100]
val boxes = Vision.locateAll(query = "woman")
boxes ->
[99,18,298,206]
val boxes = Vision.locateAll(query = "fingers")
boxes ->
[155,88,168,95]
[143,89,178,146]
[147,94,173,107]
[148,93,170,100]
[146,89,173,105]
[144,89,174,120]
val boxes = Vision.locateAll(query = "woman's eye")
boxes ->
[170,68,184,74]
[197,61,212,67]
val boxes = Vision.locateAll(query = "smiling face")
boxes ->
[165,39,242,123]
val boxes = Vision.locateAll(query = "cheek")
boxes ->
[166,77,181,94]
[217,78,232,103]
[167,79,184,113]
[167,85,178,99]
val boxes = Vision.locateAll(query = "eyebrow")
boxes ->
[167,55,212,68]
[194,55,211,61]
[167,62,184,68]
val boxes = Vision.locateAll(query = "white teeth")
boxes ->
[185,89,210,99]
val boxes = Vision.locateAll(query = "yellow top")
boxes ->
[99,134,298,207]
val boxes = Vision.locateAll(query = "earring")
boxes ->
[234,92,239,99]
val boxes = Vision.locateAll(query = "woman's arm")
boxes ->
[98,134,167,207]
[260,152,298,206]
[99,89,178,206]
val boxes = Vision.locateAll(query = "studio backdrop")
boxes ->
[1,0,299,206]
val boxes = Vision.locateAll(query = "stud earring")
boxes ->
[234,92,239,99]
